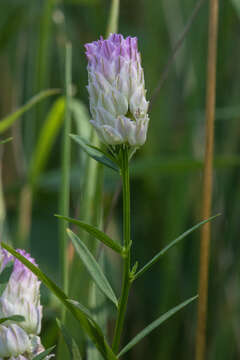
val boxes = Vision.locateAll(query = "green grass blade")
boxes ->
[32,346,56,360]
[134,215,220,280]
[28,97,65,187]
[0,89,60,134]
[70,98,91,140]
[0,137,13,144]
[59,44,72,323]
[1,242,117,360]
[56,319,82,360]
[0,315,25,325]
[0,261,14,296]
[67,229,118,307]
[70,134,119,172]
[55,215,123,254]
[118,295,198,357]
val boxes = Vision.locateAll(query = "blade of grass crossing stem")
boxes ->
[59,43,72,321]
[32,346,56,360]
[0,261,14,296]
[55,215,123,254]
[118,295,198,357]
[67,229,118,307]
[56,319,82,360]
[1,242,117,360]
[195,0,219,359]
[0,89,60,134]
[29,97,65,188]
[134,215,219,280]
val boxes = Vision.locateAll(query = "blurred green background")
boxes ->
[1,0,240,359]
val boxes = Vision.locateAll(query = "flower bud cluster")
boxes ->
[0,248,53,359]
[85,33,149,147]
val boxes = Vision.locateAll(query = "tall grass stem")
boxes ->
[106,0,120,37]
[59,43,72,321]
[195,0,219,359]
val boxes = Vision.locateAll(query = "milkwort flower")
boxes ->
[0,249,42,335]
[0,324,31,358]
[85,33,149,147]
[0,248,53,359]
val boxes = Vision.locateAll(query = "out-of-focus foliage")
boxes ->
[1,0,240,359]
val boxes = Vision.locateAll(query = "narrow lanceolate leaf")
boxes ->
[67,229,118,308]
[1,242,117,360]
[118,295,198,357]
[134,215,220,280]
[0,315,25,325]
[70,134,119,172]
[55,215,123,254]
[0,260,14,296]
[0,89,60,134]
[56,318,82,360]
[32,346,56,360]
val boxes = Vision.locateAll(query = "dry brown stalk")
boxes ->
[195,0,219,359]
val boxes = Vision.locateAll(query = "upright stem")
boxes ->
[195,0,219,359]
[106,0,120,37]
[59,43,72,320]
[112,147,131,353]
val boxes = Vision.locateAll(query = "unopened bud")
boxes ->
[0,249,42,335]
[85,33,149,147]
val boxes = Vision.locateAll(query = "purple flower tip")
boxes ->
[1,248,38,282]
[85,33,139,68]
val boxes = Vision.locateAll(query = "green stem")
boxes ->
[59,43,72,320]
[112,146,131,353]
[106,0,120,36]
